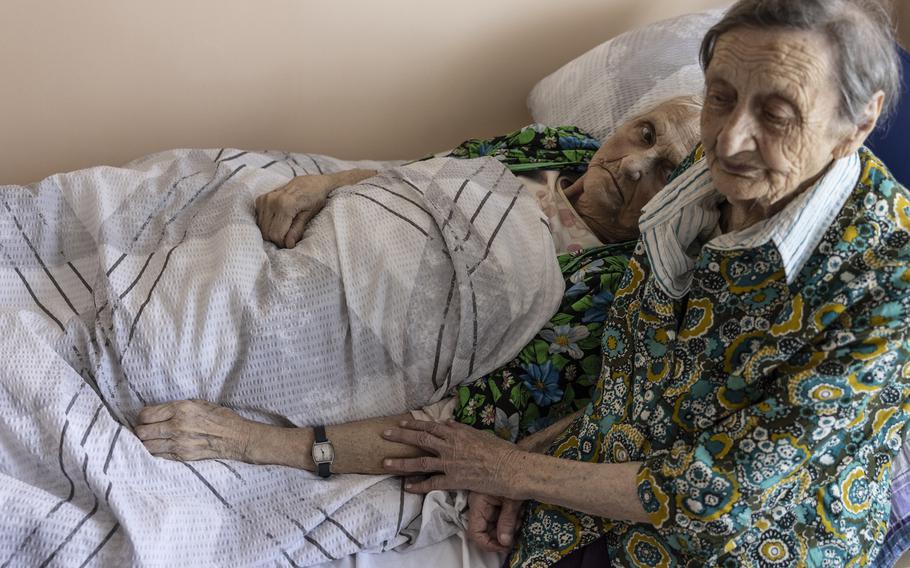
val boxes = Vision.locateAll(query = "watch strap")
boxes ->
[314,425,331,478]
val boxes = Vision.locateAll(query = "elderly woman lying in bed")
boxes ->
[138,0,910,566]
[134,96,701,467]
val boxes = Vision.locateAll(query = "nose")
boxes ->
[619,156,644,182]
[715,104,757,157]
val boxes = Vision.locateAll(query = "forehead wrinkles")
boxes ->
[709,34,833,101]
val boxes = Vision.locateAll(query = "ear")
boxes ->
[833,90,886,159]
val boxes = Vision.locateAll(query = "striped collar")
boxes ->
[639,151,861,299]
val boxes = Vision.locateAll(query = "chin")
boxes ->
[711,166,769,203]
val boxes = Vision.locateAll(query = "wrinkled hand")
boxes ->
[381,419,522,497]
[466,492,524,553]
[256,168,378,248]
[256,175,333,249]
[256,175,335,248]
[135,400,260,463]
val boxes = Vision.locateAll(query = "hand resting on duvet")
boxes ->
[256,168,378,248]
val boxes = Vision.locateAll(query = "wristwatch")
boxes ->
[312,425,335,478]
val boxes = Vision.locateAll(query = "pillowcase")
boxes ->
[527,9,727,143]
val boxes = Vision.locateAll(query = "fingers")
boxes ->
[138,399,214,425]
[137,403,176,425]
[259,212,276,246]
[134,422,173,441]
[496,499,524,548]
[466,494,511,552]
[284,209,313,249]
[268,211,295,248]
[255,188,292,247]
[381,423,448,453]
[399,419,451,436]
[255,178,329,249]
[255,193,268,230]
[255,192,278,244]
[468,516,509,552]
[401,474,448,494]
[135,399,251,462]
[467,528,505,552]
[260,208,292,248]
[141,438,176,455]
[147,452,182,461]
[382,456,444,475]
[141,437,212,462]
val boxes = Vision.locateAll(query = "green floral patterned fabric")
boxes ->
[442,123,626,441]
[439,124,601,175]
[454,244,635,441]
[509,148,910,567]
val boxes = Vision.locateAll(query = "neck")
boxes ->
[719,199,778,233]
[719,160,836,234]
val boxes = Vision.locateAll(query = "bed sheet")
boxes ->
[317,531,506,568]
[0,148,563,567]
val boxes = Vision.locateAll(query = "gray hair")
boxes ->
[670,94,705,114]
[700,0,903,126]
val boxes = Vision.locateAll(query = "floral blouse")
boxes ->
[509,148,910,567]
[442,124,633,440]
[444,123,600,175]
[454,244,634,441]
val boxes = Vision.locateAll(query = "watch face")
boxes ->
[312,442,335,464]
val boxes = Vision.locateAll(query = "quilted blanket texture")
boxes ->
[0,149,563,566]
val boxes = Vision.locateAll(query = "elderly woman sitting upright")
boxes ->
[378,0,910,565]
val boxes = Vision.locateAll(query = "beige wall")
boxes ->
[0,0,730,185]
[1,0,906,186]
[901,0,910,48]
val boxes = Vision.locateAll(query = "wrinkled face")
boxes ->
[701,27,851,208]
[571,98,701,242]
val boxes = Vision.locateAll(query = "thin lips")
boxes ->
[718,158,760,176]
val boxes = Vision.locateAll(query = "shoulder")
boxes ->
[835,148,910,263]
[800,148,910,326]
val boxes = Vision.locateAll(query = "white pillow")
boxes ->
[527,9,727,143]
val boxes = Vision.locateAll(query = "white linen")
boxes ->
[527,9,726,143]
[317,531,506,568]
[519,170,602,254]
[0,149,564,566]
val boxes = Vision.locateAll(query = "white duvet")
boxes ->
[0,149,563,566]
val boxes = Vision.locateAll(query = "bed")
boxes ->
[2,6,910,568]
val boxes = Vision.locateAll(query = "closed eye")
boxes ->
[705,80,736,108]
[763,106,795,126]
[764,111,787,124]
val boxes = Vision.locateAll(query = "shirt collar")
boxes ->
[639,151,861,299]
